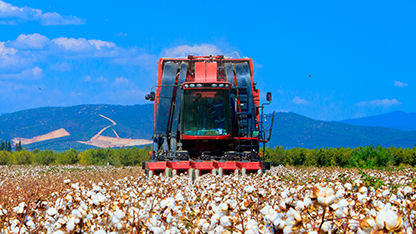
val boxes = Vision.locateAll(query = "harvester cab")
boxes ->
[144,55,274,176]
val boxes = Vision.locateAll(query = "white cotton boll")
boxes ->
[52,231,65,234]
[303,197,312,207]
[349,219,359,230]
[321,221,331,232]
[12,202,25,214]
[325,188,335,197]
[169,226,180,234]
[246,219,259,233]
[283,225,293,234]
[202,222,210,232]
[214,225,225,233]
[334,209,345,218]
[382,190,390,197]
[72,209,82,218]
[376,210,387,229]
[47,207,58,216]
[385,210,399,230]
[26,219,36,229]
[64,179,71,184]
[336,189,345,198]
[359,187,368,194]
[286,208,301,221]
[220,216,232,227]
[260,205,271,215]
[66,220,75,231]
[279,201,286,209]
[404,186,413,195]
[160,199,168,209]
[214,197,222,202]
[244,185,255,193]
[344,183,352,190]
[114,209,125,220]
[94,230,106,234]
[324,195,336,206]
[198,219,208,227]
[295,201,304,211]
[281,190,288,198]
[219,203,228,212]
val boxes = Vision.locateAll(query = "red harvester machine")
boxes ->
[143,55,274,177]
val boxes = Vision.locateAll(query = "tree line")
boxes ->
[1,145,416,169]
[262,145,416,168]
[0,140,23,152]
[0,146,152,166]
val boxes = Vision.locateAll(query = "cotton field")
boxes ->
[0,165,415,233]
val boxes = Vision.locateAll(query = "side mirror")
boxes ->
[145,92,155,101]
[266,92,272,102]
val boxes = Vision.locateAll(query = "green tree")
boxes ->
[0,140,4,151]
[15,140,22,152]
[33,150,56,165]
[12,150,33,164]
[56,148,79,165]
[0,150,12,165]
[6,141,12,152]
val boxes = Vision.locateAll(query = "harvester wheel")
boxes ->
[172,169,177,177]
[218,168,223,177]
[234,169,240,175]
[188,169,193,180]
[165,168,171,177]
[241,168,246,176]
[212,169,217,175]
[257,169,262,175]
[194,169,200,180]
[148,170,153,177]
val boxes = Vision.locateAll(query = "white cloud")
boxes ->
[117,32,128,37]
[96,76,108,82]
[112,77,129,86]
[0,66,43,80]
[6,33,50,49]
[355,99,402,107]
[83,75,91,82]
[292,96,309,105]
[162,44,222,58]
[0,0,85,25]
[50,62,72,72]
[394,80,408,87]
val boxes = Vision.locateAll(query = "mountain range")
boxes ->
[0,104,415,151]
[339,111,416,131]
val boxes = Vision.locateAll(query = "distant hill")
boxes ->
[269,112,416,149]
[0,104,154,151]
[1,105,415,151]
[339,111,416,131]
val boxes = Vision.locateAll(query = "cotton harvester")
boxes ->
[143,55,274,177]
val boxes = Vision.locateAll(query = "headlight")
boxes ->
[190,84,195,88]
[184,84,189,88]
[212,84,218,87]
[196,84,202,88]
[225,84,229,87]
[219,84,224,87]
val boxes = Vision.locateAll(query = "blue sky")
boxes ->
[1,0,415,121]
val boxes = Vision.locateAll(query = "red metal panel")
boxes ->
[146,162,168,170]
[194,62,217,82]
[238,162,261,170]
[168,161,193,170]
[182,134,231,140]
[206,62,217,82]
[215,162,239,170]
[192,161,215,171]
[195,62,206,82]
